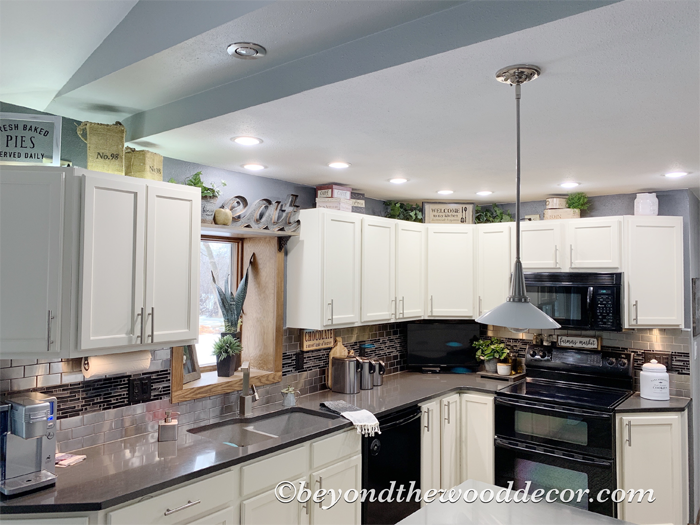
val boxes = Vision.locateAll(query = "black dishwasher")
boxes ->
[362,406,422,525]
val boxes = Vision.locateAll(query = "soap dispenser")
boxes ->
[158,410,179,442]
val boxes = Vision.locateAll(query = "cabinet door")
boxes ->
[426,226,475,317]
[460,393,494,485]
[323,213,361,326]
[361,217,395,323]
[420,401,440,506]
[310,454,361,525]
[625,216,684,327]
[187,506,236,525]
[439,394,460,490]
[1,170,64,356]
[145,183,200,344]
[617,413,686,525]
[519,221,563,270]
[396,222,425,320]
[567,217,621,270]
[242,479,306,525]
[476,224,512,315]
[79,174,146,351]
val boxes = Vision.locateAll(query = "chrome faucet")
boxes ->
[239,362,259,416]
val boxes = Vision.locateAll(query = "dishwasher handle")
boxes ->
[379,409,422,433]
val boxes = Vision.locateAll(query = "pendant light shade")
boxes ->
[476,65,560,332]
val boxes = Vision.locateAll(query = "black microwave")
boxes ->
[524,272,623,332]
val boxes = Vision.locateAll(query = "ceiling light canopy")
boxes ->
[227,42,267,59]
[476,64,560,332]
[232,136,262,145]
[476,191,493,196]
[560,182,580,189]
[663,171,689,178]
[437,190,453,195]
[242,163,266,171]
[328,162,350,169]
[390,178,408,184]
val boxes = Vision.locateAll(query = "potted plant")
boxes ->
[385,201,423,223]
[474,337,509,373]
[565,192,590,218]
[211,254,254,338]
[213,335,242,377]
[474,204,513,224]
[175,171,226,223]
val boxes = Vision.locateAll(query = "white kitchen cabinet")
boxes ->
[241,479,306,525]
[420,400,441,505]
[566,217,622,270]
[361,216,395,323]
[426,226,476,317]
[476,224,513,315]
[395,221,425,320]
[518,221,564,270]
[439,394,460,490]
[310,454,362,525]
[1,170,65,355]
[188,506,237,525]
[459,393,494,485]
[624,216,684,328]
[616,411,688,525]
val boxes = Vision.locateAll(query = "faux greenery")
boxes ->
[385,201,423,223]
[473,337,509,362]
[474,204,513,224]
[212,255,254,333]
[566,192,590,211]
[213,335,242,361]
[281,385,298,394]
[169,171,226,198]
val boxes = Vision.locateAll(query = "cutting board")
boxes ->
[326,337,349,388]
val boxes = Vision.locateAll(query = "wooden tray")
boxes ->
[477,371,526,382]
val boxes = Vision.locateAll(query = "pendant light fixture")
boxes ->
[476,65,561,332]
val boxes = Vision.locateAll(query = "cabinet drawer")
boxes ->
[311,430,361,469]
[108,470,237,525]
[241,445,308,497]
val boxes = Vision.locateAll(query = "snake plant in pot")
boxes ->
[473,337,509,373]
[211,254,254,339]
[213,335,242,377]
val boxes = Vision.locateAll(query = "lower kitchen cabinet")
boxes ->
[439,394,461,490]
[189,506,237,525]
[616,411,688,525]
[310,454,362,525]
[419,400,440,506]
[241,479,307,525]
[459,392,494,485]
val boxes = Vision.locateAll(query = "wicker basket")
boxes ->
[124,147,163,181]
[76,121,126,175]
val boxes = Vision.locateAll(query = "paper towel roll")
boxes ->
[82,351,152,379]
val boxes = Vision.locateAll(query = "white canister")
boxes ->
[634,193,659,216]
[640,359,670,400]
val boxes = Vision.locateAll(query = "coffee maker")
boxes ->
[1,392,57,495]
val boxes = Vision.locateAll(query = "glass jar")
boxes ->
[634,193,659,216]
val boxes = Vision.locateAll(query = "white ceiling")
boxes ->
[1,0,698,202]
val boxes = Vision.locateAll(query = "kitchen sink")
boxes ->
[188,407,339,448]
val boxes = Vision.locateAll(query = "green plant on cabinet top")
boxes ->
[385,201,423,223]
[566,192,590,211]
[168,171,227,198]
[474,204,513,224]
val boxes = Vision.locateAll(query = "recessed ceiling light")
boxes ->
[242,163,266,171]
[663,171,689,178]
[560,182,580,189]
[390,178,408,184]
[328,162,350,169]
[232,136,262,146]
[227,42,267,59]
[437,190,454,195]
[476,191,493,196]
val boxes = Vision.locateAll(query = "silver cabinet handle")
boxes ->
[138,307,144,341]
[430,295,434,315]
[569,244,575,268]
[424,408,430,432]
[478,296,482,316]
[327,300,334,324]
[316,477,323,508]
[391,297,396,318]
[301,481,310,516]
[633,300,639,324]
[444,401,450,424]
[150,307,155,342]
[626,420,632,447]
[554,245,559,268]
[401,296,405,317]
[164,499,200,516]
[46,310,55,351]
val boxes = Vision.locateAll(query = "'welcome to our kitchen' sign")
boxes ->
[0,113,62,166]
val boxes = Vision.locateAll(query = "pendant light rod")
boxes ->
[515,82,521,262]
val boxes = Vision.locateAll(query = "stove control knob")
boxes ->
[529,349,537,358]
[618,358,628,368]
[537,350,547,359]
[606,357,616,366]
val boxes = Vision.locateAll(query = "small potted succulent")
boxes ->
[474,337,509,374]
[565,192,590,218]
[213,335,242,377]
[180,171,227,223]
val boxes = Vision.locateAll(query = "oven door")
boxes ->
[495,397,614,459]
[495,437,616,517]
[524,282,592,330]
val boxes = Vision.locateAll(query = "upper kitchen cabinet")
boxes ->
[395,222,425,320]
[624,216,684,328]
[426,225,476,318]
[361,216,395,323]
[519,221,564,270]
[566,217,622,270]
[287,209,362,330]
[476,223,513,315]
[1,170,65,355]
[1,166,201,359]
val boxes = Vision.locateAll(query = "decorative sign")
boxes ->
[221,194,301,232]
[0,113,62,166]
[422,202,474,224]
[556,335,601,350]
[302,329,334,351]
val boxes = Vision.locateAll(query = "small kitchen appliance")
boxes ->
[371,360,385,386]
[640,359,670,400]
[0,393,57,496]
[495,345,633,517]
[331,356,361,394]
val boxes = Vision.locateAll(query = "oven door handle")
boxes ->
[495,397,611,420]
[494,438,613,468]
[587,286,594,327]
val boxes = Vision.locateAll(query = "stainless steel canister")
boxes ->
[359,358,375,390]
[331,356,361,394]
[372,360,386,386]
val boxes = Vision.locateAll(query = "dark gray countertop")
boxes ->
[1,371,690,514]
[616,392,691,412]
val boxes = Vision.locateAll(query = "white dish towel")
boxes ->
[320,401,381,437]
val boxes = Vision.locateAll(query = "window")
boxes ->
[197,237,242,366]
